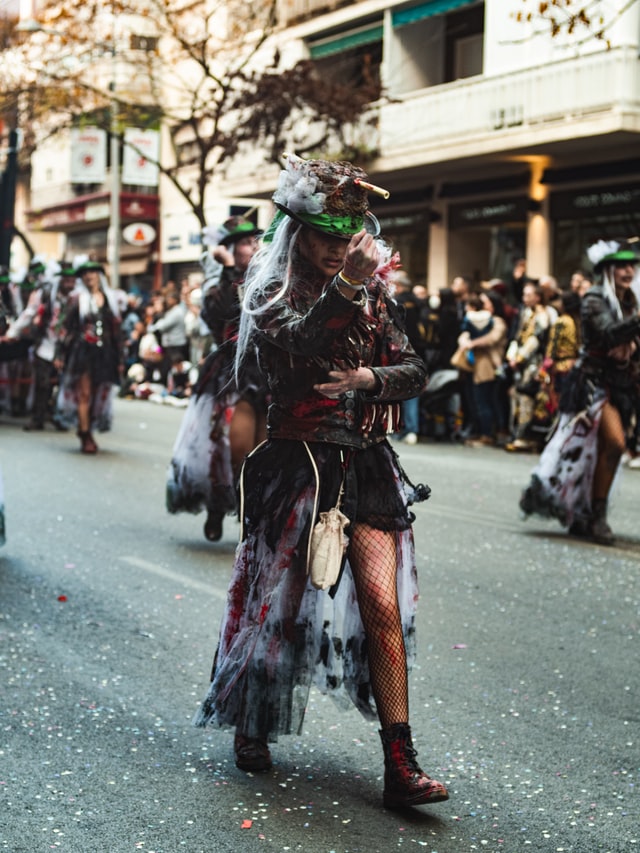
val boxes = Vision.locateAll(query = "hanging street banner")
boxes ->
[70,127,107,184]
[122,128,160,187]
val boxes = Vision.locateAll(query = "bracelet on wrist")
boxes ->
[338,271,366,291]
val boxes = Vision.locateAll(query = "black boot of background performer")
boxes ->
[78,431,98,454]
[591,498,614,545]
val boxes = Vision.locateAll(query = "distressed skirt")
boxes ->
[193,438,428,740]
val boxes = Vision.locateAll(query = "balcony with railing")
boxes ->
[377,45,640,169]
[277,0,359,26]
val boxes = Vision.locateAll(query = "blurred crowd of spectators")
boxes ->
[390,260,622,458]
[119,277,212,407]
[5,252,639,468]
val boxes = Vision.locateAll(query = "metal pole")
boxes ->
[0,130,18,269]
[109,41,120,291]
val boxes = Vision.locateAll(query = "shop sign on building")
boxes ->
[123,222,156,246]
[550,184,640,219]
[122,129,160,187]
[449,196,530,229]
[70,127,107,183]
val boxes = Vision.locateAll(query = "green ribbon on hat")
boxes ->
[264,208,364,243]
[262,210,285,243]
[302,212,365,237]
[231,221,259,236]
[604,249,638,263]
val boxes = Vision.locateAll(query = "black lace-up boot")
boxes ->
[379,723,449,809]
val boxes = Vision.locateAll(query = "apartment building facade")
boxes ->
[214,0,640,291]
[20,0,640,292]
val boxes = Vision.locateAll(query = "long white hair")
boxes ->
[235,216,302,379]
[599,265,623,320]
[235,215,395,381]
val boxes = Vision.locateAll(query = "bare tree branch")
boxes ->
[511,0,638,48]
[0,0,379,227]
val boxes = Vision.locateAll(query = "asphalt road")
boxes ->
[1,398,638,853]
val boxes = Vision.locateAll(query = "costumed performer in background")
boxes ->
[56,257,122,454]
[520,239,640,544]
[166,216,268,542]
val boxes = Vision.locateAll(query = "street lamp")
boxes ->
[16,18,121,289]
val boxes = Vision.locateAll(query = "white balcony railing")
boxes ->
[277,0,354,26]
[378,45,640,164]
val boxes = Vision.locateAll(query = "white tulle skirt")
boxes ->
[520,398,605,528]
[193,439,425,741]
[166,346,237,516]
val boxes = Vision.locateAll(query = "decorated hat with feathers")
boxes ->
[587,239,639,271]
[267,153,385,241]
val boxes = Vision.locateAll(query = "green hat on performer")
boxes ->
[218,216,262,247]
[587,239,640,272]
[28,257,46,276]
[59,260,77,277]
[74,257,105,276]
[201,216,262,249]
[266,153,387,242]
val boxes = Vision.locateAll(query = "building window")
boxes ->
[130,34,158,52]
[389,1,484,94]
[308,23,383,93]
[444,3,484,82]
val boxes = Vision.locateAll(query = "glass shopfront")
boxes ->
[448,196,529,284]
[376,211,432,288]
[550,183,640,287]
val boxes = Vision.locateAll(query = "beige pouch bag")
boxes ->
[304,443,349,590]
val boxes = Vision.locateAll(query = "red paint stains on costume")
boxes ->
[258,602,270,624]
[376,251,402,282]
[291,397,338,418]
[283,503,302,536]
[326,315,352,330]
[380,634,401,668]
[225,551,252,626]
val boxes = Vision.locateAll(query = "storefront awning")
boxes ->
[392,0,476,28]
[309,24,383,59]
[105,255,151,277]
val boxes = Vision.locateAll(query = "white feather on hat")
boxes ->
[73,253,90,272]
[201,225,226,248]
[273,154,327,216]
[586,240,621,268]
[46,259,61,280]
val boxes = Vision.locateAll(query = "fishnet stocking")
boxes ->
[348,523,408,729]
[594,402,626,501]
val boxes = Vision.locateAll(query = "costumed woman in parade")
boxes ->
[166,216,268,542]
[193,154,449,811]
[2,260,78,431]
[56,257,122,453]
[520,239,640,544]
